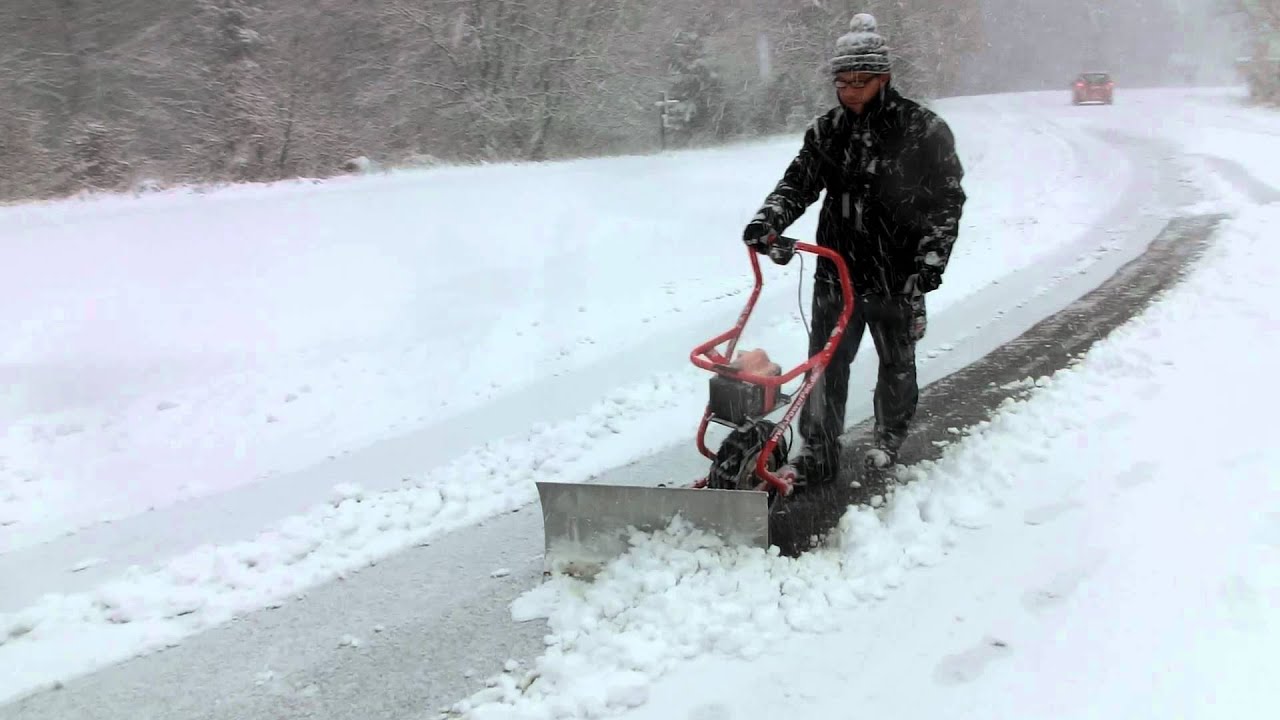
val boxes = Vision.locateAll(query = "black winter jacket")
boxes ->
[753,86,966,297]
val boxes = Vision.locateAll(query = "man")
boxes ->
[743,13,966,483]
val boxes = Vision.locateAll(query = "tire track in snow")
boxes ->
[1194,154,1280,205]
[769,213,1227,554]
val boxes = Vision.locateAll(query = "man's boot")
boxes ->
[791,442,840,486]
[863,430,904,469]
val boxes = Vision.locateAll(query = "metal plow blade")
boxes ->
[535,481,770,577]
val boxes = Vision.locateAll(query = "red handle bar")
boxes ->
[690,239,855,386]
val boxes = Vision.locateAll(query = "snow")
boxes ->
[0,87,1277,708]
[0,87,1147,635]
[447,201,1280,720]
[0,91,1126,557]
[0,372,735,700]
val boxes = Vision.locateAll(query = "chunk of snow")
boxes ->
[70,558,105,573]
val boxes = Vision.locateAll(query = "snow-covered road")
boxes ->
[0,88,1146,611]
[2,87,1277,719]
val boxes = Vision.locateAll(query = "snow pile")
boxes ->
[443,516,955,718]
[445,204,1280,719]
[0,375,704,701]
[440,479,994,718]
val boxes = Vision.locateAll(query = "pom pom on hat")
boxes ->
[830,13,891,75]
[849,13,877,33]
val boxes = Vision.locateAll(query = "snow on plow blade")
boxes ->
[535,481,770,577]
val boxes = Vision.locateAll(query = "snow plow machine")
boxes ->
[536,236,855,576]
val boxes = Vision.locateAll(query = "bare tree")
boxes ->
[1248,0,1280,102]
[191,0,277,181]
[64,118,130,191]
[7,0,1214,201]
[890,0,986,97]
[0,104,50,201]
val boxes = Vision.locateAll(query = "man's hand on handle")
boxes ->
[742,219,795,266]
[906,266,942,295]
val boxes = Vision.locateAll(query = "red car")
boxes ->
[1072,72,1114,105]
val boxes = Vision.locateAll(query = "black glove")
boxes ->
[742,218,775,254]
[766,234,796,266]
[910,266,942,294]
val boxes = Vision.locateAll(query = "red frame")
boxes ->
[689,240,855,495]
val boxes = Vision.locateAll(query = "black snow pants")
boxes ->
[797,275,922,465]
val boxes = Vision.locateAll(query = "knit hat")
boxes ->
[829,13,891,75]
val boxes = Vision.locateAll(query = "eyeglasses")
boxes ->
[833,75,882,89]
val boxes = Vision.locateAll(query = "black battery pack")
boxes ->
[709,375,777,425]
